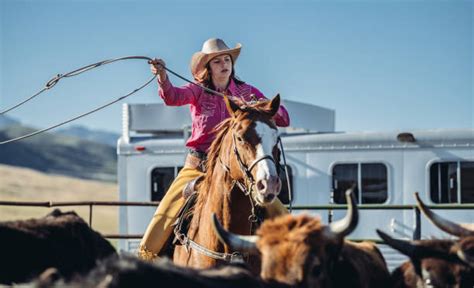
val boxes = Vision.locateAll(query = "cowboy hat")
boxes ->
[190,38,241,81]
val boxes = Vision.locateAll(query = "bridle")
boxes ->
[231,133,276,192]
[219,130,278,225]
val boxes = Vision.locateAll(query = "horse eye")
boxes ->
[236,136,244,142]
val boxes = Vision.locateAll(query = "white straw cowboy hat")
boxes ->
[190,38,241,81]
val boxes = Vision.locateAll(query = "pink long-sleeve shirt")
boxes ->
[158,78,290,153]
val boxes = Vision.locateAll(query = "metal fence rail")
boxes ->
[1,200,473,240]
[0,200,159,239]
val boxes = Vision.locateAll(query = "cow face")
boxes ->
[377,231,474,288]
[256,215,344,287]
[212,189,358,287]
[418,258,468,288]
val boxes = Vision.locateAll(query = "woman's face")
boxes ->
[209,54,233,81]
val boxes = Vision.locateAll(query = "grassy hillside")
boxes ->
[0,125,116,181]
[0,164,118,235]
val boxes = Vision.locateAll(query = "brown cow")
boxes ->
[0,209,116,285]
[213,190,391,287]
[376,193,474,288]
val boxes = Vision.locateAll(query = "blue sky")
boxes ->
[1,0,472,133]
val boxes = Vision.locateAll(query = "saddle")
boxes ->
[182,175,204,199]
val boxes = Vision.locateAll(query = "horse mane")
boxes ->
[189,116,233,232]
[202,117,233,192]
[199,99,274,194]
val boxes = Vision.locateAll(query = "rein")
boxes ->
[175,232,246,264]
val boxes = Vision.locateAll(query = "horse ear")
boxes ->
[267,94,280,117]
[224,95,241,116]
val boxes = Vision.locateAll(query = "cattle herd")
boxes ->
[1,191,472,287]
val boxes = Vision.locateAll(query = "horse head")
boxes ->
[218,94,282,206]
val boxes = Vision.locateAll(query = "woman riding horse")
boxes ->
[138,38,290,260]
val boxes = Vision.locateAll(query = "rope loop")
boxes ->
[45,74,63,89]
[0,54,281,145]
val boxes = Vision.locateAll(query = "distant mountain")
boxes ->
[56,125,120,147]
[0,124,117,182]
[0,115,21,129]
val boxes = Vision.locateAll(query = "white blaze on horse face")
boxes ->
[254,121,278,177]
[254,121,281,203]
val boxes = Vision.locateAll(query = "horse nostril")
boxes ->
[257,180,266,191]
[264,194,275,202]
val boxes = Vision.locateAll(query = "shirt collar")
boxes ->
[227,78,238,96]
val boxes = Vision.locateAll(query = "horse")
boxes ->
[173,94,283,274]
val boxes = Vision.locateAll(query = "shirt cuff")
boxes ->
[158,75,172,92]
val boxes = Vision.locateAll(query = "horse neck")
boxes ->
[191,140,255,254]
[197,162,254,233]
[209,133,254,236]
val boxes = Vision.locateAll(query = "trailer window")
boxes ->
[332,163,388,204]
[361,163,388,204]
[430,161,474,204]
[278,165,293,205]
[332,164,358,204]
[151,167,182,201]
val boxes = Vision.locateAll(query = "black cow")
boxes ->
[0,209,116,284]
[31,254,289,288]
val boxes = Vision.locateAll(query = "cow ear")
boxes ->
[266,94,280,117]
[224,96,241,116]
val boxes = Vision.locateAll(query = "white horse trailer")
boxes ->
[117,101,474,270]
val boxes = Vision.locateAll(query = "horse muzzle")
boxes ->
[255,175,281,205]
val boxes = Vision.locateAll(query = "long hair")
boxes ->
[196,57,245,90]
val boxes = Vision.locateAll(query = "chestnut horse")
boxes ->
[173,95,282,274]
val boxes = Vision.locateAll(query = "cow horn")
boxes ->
[211,213,259,253]
[415,192,474,237]
[456,248,474,268]
[376,229,466,265]
[328,187,359,238]
[376,229,418,258]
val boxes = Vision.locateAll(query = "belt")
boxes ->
[188,149,207,160]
